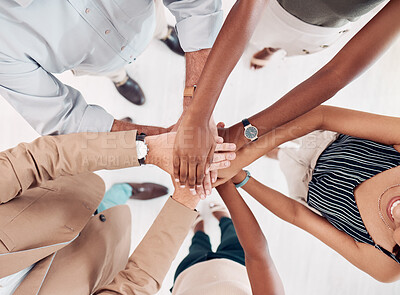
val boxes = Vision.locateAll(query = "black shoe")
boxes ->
[114,76,145,105]
[160,25,185,56]
[120,117,134,123]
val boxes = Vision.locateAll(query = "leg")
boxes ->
[106,68,146,106]
[216,217,243,253]
[97,183,169,213]
[215,217,245,265]
[153,0,184,56]
[153,0,169,39]
[173,230,212,281]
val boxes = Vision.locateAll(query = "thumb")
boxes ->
[217,122,225,128]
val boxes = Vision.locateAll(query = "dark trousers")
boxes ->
[173,217,245,282]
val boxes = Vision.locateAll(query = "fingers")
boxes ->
[173,155,180,183]
[203,172,212,196]
[212,152,236,163]
[210,170,218,184]
[210,160,230,171]
[217,122,225,128]
[195,181,205,199]
[187,156,198,190]
[179,158,188,187]
[215,142,236,152]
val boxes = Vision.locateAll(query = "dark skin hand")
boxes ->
[173,0,267,190]
[219,0,400,150]
[216,179,284,295]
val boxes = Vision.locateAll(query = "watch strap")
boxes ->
[136,133,147,165]
[184,85,197,97]
[242,118,250,127]
[136,133,146,142]
[234,170,251,188]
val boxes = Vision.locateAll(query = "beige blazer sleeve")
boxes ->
[95,197,198,295]
[0,131,139,203]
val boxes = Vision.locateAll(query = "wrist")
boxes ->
[232,170,247,184]
[172,188,199,210]
[144,135,158,166]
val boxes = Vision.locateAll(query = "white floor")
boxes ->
[1,2,400,295]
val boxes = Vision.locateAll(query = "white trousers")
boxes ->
[250,0,354,57]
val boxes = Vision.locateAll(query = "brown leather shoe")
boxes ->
[114,76,145,105]
[127,182,169,200]
[160,25,185,56]
[120,117,134,123]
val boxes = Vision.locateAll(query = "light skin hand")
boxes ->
[111,119,168,135]
[145,133,236,190]
[171,178,200,210]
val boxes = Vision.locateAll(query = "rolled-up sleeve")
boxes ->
[0,56,114,135]
[163,0,223,52]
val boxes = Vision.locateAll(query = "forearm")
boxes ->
[185,0,266,121]
[242,177,299,225]
[111,119,168,135]
[0,131,140,203]
[183,49,211,110]
[95,197,198,294]
[224,70,339,148]
[217,181,268,257]
[222,106,322,175]
[224,0,400,149]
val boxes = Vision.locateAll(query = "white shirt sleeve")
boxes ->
[163,0,223,52]
[0,56,114,135]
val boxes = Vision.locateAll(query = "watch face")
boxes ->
[136,141,148,159]
[245,126,258,139]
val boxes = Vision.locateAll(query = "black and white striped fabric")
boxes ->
[307,134,400,263]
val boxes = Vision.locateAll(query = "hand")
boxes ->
[146,132,236,182]
[173,116,217,190]
[213,153,243,187]
[171,176,201,210]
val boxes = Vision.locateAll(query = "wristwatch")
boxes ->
[242,119,258,141]
[136,133,148,165]
[184,85,197,97]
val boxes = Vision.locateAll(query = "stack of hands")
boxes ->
[113,107,249,204]
[145,119,239,200]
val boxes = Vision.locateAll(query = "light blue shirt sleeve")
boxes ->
[163,0,223,52]
[0,56,114,135]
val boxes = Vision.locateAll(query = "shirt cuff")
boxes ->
[176,10,223,52]
[77,105,115,132]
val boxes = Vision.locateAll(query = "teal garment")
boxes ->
[97,183,133,213]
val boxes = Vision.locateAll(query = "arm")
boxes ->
[224,0,400,148]
[173,0,267,189]
[216,180,284,295]
[241,175,400,282]
[0,55,165,136]
[163,0,221,110]
[217,105,400,184]
[0,55,114,135]
[95,188,199,294]
[0,131,140,203]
